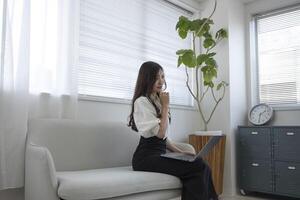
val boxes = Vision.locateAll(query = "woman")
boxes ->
[128,61,218,200]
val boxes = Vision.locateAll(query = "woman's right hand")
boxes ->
[159,92,169,106]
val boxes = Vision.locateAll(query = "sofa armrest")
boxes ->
[172,142,196,154]
[25,143,60,200]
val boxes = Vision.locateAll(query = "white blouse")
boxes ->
[133,96,169,139]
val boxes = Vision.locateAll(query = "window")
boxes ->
[79,0,193,106]
[255,6,300,107]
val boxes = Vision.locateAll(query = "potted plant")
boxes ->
[176,0,228,131]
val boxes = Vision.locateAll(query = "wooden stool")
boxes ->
[189,134,226,195]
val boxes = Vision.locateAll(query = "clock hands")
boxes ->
[258,109,267,123]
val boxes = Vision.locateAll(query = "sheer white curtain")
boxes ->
[0,0,30,189]
[0,0,79,189]
[29,0,79,118]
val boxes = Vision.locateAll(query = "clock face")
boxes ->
[249,103,273,125]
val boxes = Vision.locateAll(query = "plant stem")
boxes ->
[193,33,200,99]
[185,67,197,100]
[200,86,209,103]
[211,86,218,102]
[196,67,200,99]
[195,0,217,36]
[186,66,208,130]
[196,98,208,131]
[207,85,226,124]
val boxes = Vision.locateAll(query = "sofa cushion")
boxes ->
[27,119,140,171]
[57,166,182,200]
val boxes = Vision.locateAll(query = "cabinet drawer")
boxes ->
[240,159,273,192]
[239,127,271,159]
[274,127,300,162]
[275,161,300,197]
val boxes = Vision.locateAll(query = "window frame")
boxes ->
[250,3,300,111]
[78,93,198,110]
[77,0,200,110]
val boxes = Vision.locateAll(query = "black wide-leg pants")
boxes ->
[132,136,218,200]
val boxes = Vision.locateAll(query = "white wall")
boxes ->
[201,0,248,199]
[227,0,248,197]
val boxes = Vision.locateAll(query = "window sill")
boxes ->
[78,94,198,111]
[270,104,300,111]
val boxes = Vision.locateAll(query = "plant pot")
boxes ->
[189,131,226,195]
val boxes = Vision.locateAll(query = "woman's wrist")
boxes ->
[161,107,169,119]
[162,104,168,109]
[162,105,169,111]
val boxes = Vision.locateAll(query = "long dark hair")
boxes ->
[128,61,167,132]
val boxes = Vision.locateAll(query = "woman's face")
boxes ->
[152,69,165,93]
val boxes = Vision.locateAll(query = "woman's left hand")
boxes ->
[181,150,196,156]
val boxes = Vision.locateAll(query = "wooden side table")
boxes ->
[189,134,226,195]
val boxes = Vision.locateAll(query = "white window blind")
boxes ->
[79,0,193,106]
[256,6,300,106]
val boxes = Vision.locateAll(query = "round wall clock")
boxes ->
[248,103,273,125]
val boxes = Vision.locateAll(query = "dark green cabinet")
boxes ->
[238,126,300,198]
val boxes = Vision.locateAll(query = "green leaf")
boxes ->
[217,81,229,90]
[176,49,189,55]
[179,29,188,39]
[177,56,183,67]
[202,65,217,85]
[211,68,217,78]
[203,38,216,48]
[176,16,192,39]
[207,52,216,57]
[201,65,208,72]
[205,57,216,67]
[190,19,201,31]
[182,50,197,68]
[217,82,223,90]
[196,23,210,37]
[203,32,212,39]
[215,28,228,39]
[203,81,214,88]
[197,54,208,66]
[176,16,189,30]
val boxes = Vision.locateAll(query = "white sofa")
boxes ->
[25,119,196,200]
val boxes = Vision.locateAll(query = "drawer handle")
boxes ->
[252,163,259,167]
[288,166,296,170]
[251,132,258,135]
[286,132,295,136]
